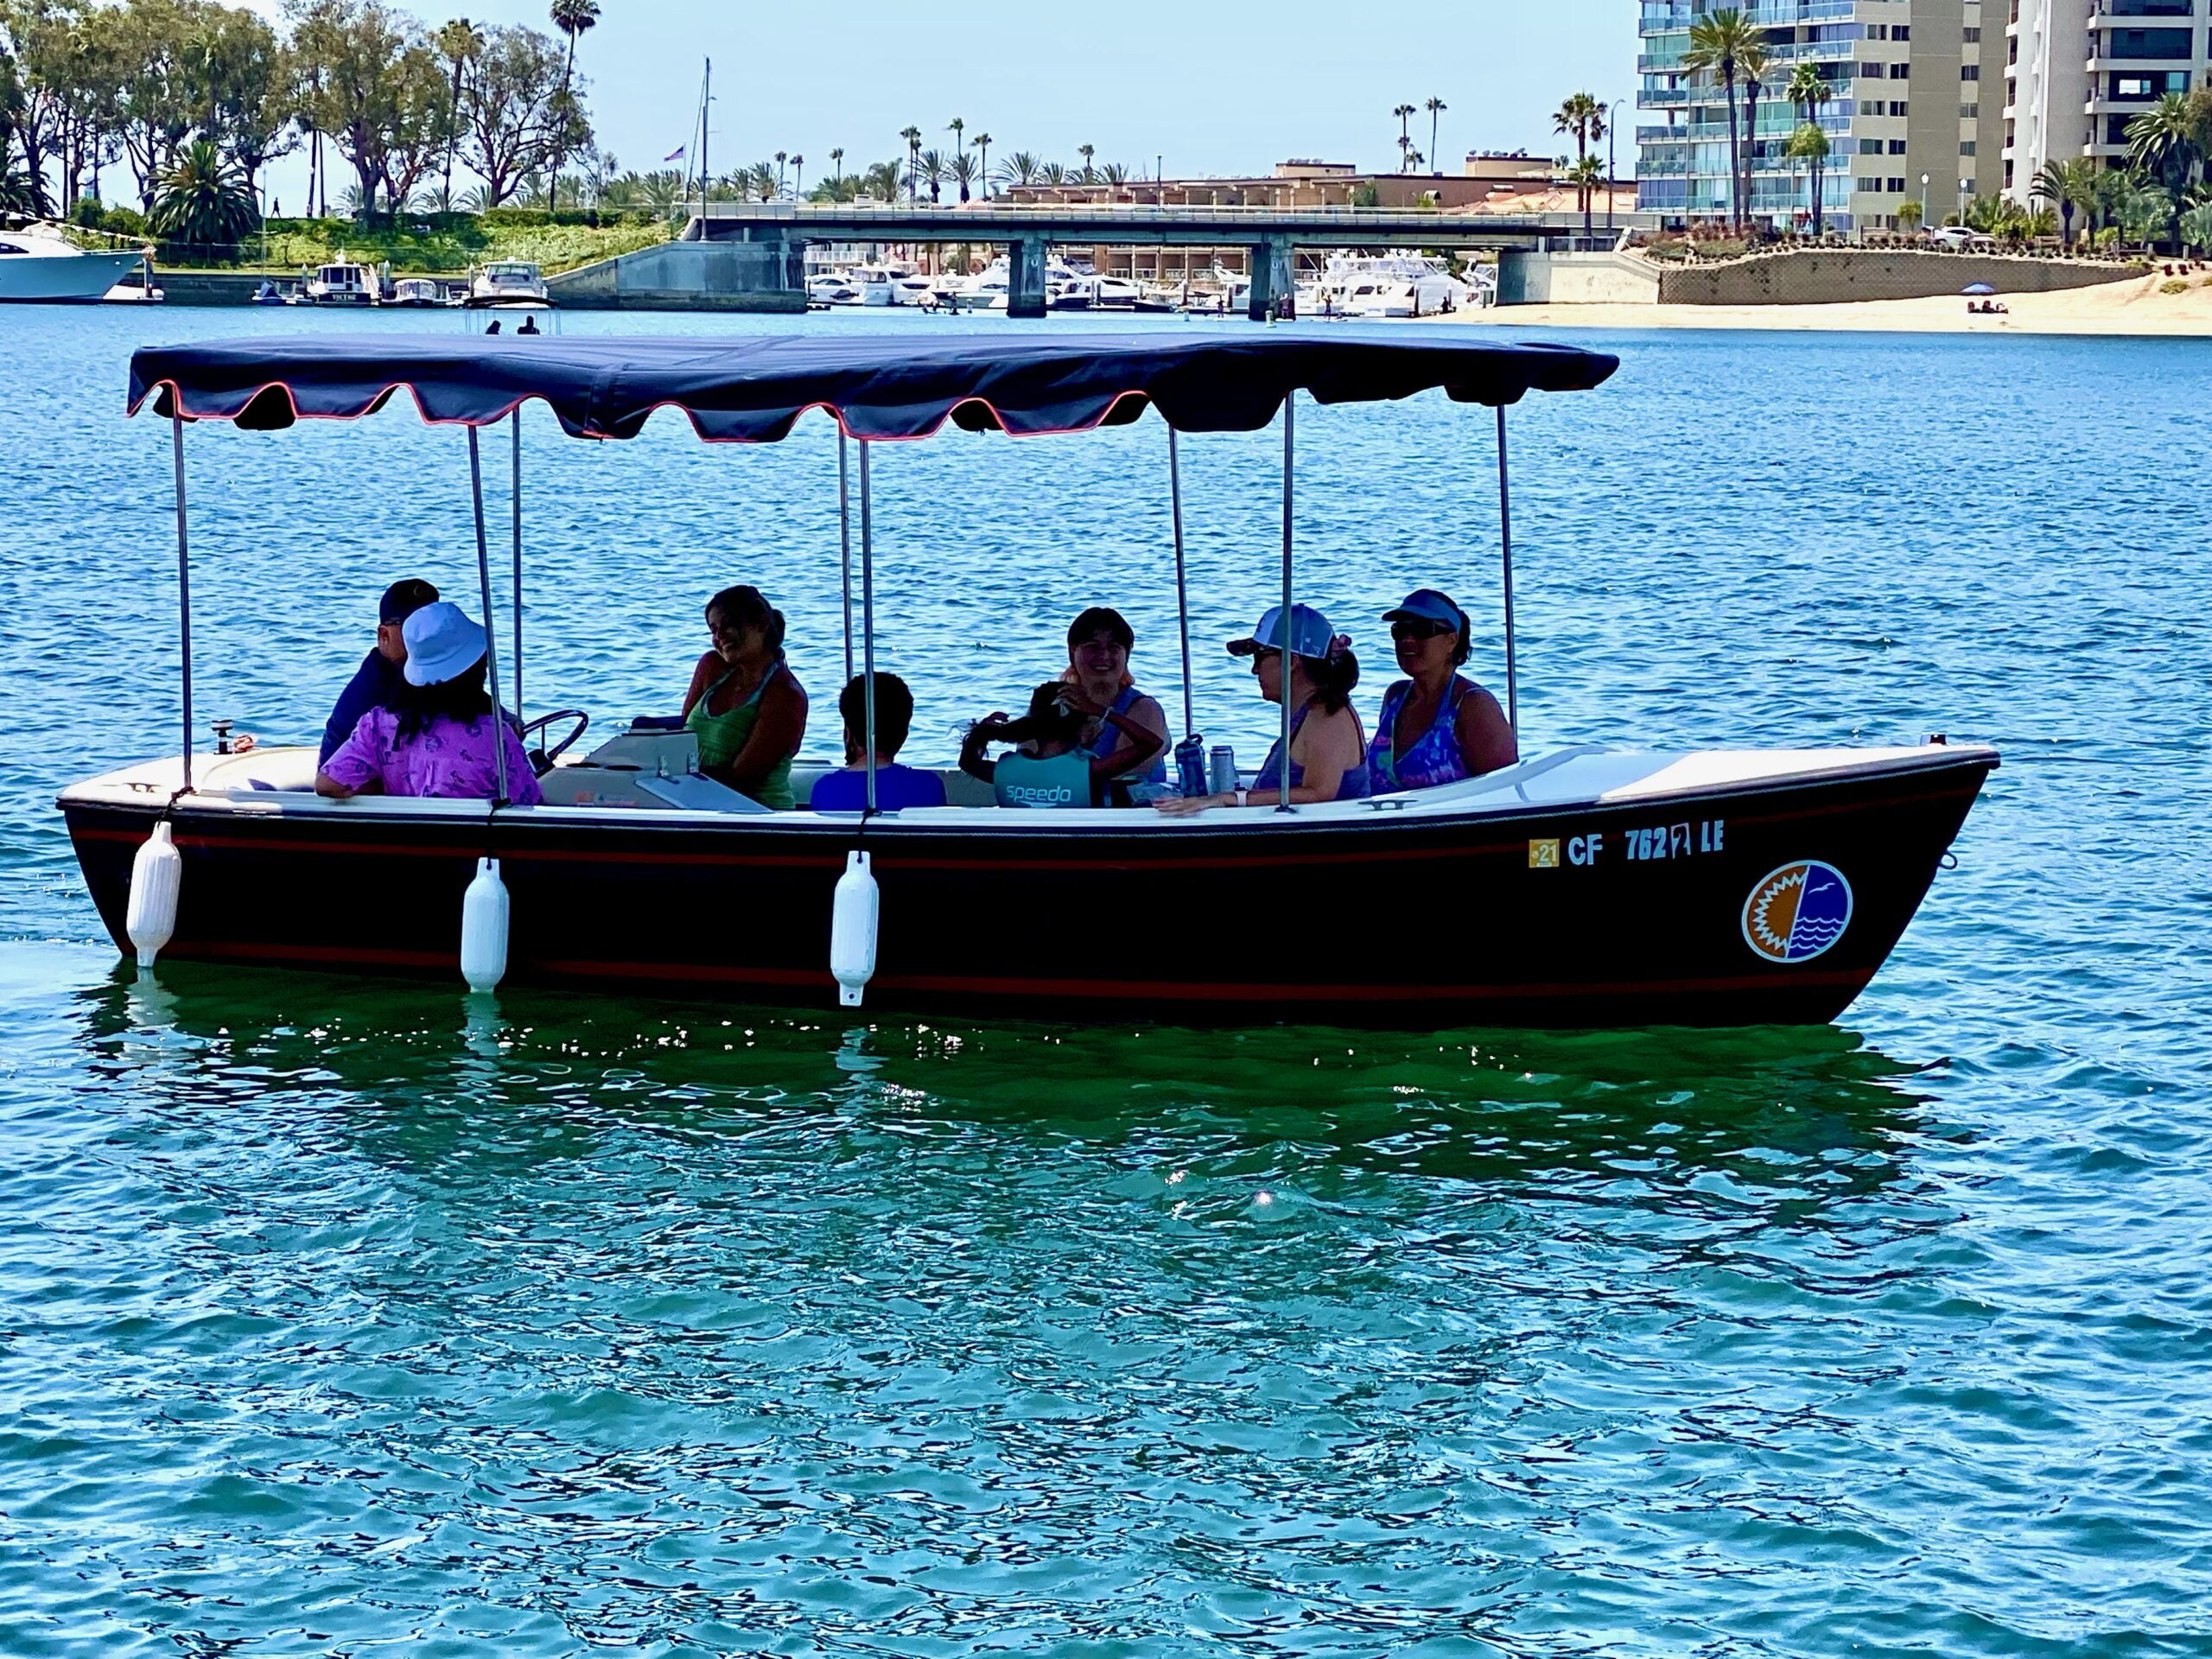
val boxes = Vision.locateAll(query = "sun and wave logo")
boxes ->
[1742,861,1853,964]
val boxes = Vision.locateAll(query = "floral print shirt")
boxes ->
[324,709,543,805]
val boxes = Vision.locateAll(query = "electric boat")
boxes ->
[0,220,150,302]
[67,332,1997,1027]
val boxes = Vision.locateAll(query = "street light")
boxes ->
[1608,97,1625,233]
[1919,171,1929,232]
[1958,172,1971,229]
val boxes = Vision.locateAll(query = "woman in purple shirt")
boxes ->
[317,601,542,805]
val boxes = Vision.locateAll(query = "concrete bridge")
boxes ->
[550,201,1611,320]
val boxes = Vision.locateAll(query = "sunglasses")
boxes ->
[1391,618,1452,642]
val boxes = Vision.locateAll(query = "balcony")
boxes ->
[1637,86,1695,109]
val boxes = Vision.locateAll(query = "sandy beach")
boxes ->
[1441,269,2212,338]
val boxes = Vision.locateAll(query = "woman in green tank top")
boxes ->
[681,585,808,810]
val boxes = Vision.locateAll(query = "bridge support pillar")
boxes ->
[1247,237,1295,321]
[1008,237,1049,319]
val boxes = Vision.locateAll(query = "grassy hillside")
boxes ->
[135,210,677,276]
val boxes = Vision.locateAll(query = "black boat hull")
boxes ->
[62,753,1993,1027]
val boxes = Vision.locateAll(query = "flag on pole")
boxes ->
[664,143,687,162]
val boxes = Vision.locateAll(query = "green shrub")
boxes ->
[2161,277,2190,293]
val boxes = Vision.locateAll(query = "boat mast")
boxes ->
[1277,393,1294,813]
[695,60,711,221]
[1496,405,1516,734]
[511,409,524,723]
[169,412,194,794]
[1168,427,1194,740]
[858,440,878,815]
[466,427,511,807]
[838,432,855,684]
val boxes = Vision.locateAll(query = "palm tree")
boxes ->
[1393,103,1415,170]
[916,148,945,203]
[2128,92,2199,243]
[899,126,922,200]
[1426,97,1446,175]
[1736,37,1770,236]
[547,0,601,210]
[1102,161,1129,186]
[947,117,964,172]
[149,137,258,254]
[2031,157,2091,247]
[827,146,845,194]
[433,19,482,213]
[1786,123,1830,234]
[950,152,978,202]
[1077,143,1096,184]
[972,132,992,198]
[1553,94,1605,231]
[997,150,1041,190]
[862,159,902,200]
[1681,9,1762,232]
[791,154,806,198]
[1039,161,1067,186]
[774,149,788,195]
[744,161,779,202]
[1565,154,1603,237]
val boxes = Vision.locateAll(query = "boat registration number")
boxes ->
[1530,819,1726,869]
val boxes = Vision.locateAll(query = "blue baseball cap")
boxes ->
[1383,588,1465,630]
[1229,602,1335,659]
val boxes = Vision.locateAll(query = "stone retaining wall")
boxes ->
[549,241,806,313]
[1654,248,2142,305]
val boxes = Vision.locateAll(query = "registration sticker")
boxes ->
[1529,838,1560,868]
[1743,861,1853,963]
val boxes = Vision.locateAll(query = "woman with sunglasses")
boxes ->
[1368,588,1517,792]
[1156,604,1369,814]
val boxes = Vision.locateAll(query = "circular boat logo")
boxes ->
[1742,861,1853,963]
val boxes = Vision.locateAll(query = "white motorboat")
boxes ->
[1087,274,1147,309]
[299,260,378,305]
[469,260,548,305]
[0,220,150,302]
[388,277,447,307]
[1315,251,1469,319]
[853,264,937,307]
[806,271,865,306]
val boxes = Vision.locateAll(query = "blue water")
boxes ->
[3,303,2209,1656]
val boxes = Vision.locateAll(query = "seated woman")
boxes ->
[1058,607,1168,798]
[317,601,543,804]
[811,672,948,812]
[1367,588,1518,791]
[682,584,808,810]
[960,682,1154,807]
[1158,604,1369,815]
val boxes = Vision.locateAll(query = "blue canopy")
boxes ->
[128,331,1618,442]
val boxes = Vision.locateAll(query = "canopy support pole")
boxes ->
[1168,427,1194,740]
[1277,392,1294,814]
[467,427,510,808]
[1496,404,1517,735]
[510,408,524,724]
[170,412,194,795]
[858,439,877,817]
[838,431,855,685]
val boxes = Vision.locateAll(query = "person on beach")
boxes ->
[317,601,541,804]
[811,672,947,813]
[320,577,440,765]
[1157,605,1370,814]
[1366,588,1517,791]
[1057,606,1168,799]
[681,585,808,810]
[961,682,1155,808]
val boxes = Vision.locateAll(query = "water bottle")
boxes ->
[1208,745,1237,797]
[1173,734,1207,798]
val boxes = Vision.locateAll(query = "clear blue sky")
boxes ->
[248,0,1633,206]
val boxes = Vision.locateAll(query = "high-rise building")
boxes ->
[2004,0,2207,198]
[1637,1,2005,232]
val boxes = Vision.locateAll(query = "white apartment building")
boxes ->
[1638,0,2006,231]
[2004,0,2209,196]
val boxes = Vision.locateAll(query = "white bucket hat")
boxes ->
[400,601,488,687]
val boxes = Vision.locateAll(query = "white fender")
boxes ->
[460,856,509,993]
[125,821,182,969]
[830,849,879,1008]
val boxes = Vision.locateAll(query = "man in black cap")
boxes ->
[320,578,439,764]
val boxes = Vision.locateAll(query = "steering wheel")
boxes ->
[520,709,589,773]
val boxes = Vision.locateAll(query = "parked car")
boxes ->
[1929,226,1999,251]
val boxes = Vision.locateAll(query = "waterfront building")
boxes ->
[1638,0,2005,232]
[2004,0,2208,197]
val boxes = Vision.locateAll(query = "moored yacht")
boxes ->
[0,220,150,302]
[468,260,548,305]
[299,260,378,305]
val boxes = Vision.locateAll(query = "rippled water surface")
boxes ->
[3,305,2209,1656]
